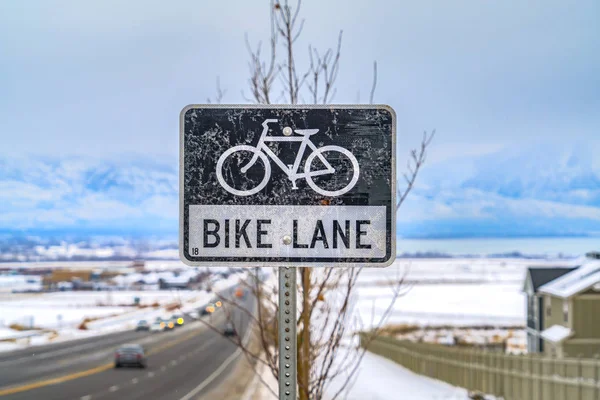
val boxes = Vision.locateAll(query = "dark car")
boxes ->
[135,320,150,331]
[114,344,147,368]
[172,314,184,327]
[224,322,236,337]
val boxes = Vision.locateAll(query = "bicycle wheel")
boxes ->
[304,145,360,197]
[216,145,271,196]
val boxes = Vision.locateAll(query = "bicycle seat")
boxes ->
[294,129,319,136]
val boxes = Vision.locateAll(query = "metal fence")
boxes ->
[359,334,600,400]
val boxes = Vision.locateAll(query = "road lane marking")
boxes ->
[0,293,247,397]
[131,378,139,384]
[145,329,207,356]
[178,325,252,400]
[161,366,167,371]
[80,396,92,400]
[0,325,209,396]
[148,372,155,377]
[109,385,118,392]
[178,348,242,400]
[0,335,140,367]
[170,360,178,366]
[0,363,114,396]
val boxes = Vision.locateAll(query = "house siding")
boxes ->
[541,294,600,358]
[564,342,600,358]
[572,297,600,339]
[542,295,570,356]
[523,267,579,354]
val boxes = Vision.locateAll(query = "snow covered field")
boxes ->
[243,258,547,399]
[358,257,579,285]
[0,275,43,292]
[324,351,471,400]
[355,257,581,330]
[356,283,525,327]
[244,348,473,400]
[0,290,198,329]
[0,274,244,351]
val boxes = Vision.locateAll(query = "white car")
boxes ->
[150,321,164,333]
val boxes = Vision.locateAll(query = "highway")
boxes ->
[0,286,254,400]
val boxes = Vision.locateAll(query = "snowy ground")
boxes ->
[324,351,471,400]
[0,274,243,352]
[356,283,524,328]
[0,259,236,272]
[353,257,582,330]
[0,291,194,330]
[0,257,565,397]
[0,275,43,292]
[249,258,542,331]
[242,257,564,399]
[244,350,472,400]
[358,258,529,285]
[359,257,580,285]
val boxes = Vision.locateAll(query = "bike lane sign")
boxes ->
[179,105,396,267]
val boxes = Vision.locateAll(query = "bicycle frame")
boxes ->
[241,119,334,186]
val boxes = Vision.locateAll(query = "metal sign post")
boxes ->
[278,267,297,399]
[179,104,396,399]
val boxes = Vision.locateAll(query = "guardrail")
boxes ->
[359,334,600,400]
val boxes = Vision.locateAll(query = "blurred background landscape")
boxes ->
[0,1,598,399]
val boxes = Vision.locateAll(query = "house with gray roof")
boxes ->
[537,258,600,358]
[523,266,577,353]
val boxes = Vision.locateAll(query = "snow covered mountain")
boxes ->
[398,140,600,237]
[1,139,599,241]
[0,155,179,237]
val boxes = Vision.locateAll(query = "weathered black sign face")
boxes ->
[180,105,396,267]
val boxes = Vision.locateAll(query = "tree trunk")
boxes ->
[299,267,311,400]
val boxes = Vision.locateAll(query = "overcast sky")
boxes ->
[1,1,599,240]
[1,0,598,164]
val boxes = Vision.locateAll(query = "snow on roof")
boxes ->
[539,260,600,299]
[541,325,573,343]
[524,267,578,293]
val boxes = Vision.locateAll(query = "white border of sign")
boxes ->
[179,104,397,268]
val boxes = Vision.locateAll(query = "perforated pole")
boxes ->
[278,266,297,399]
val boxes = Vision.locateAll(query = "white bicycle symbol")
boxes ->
[216,119,360,197]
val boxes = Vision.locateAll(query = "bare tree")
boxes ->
[207,76,226,104]
[197,1,436,399]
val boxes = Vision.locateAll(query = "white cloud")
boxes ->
[423,142,506,165]
[68,193,145,221]
[501,197,600,220]
[0,181,59,204]
[0,209,76,229]
[139,195,178,218]
[0,156,180,230]
[399,189,600,224]
[2,148,600,237]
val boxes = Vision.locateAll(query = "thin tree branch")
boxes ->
[369,61,377,104]
[396,130,436,210]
